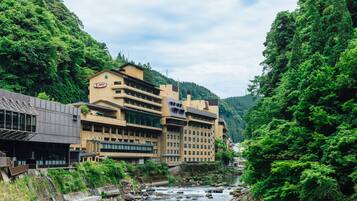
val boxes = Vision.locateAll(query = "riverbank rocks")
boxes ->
[97,185,120,198]
[206,193,213,199]
[230,187,258,201]
[123,193,135,201]
[206,188,224,193]
[63,191,101,201]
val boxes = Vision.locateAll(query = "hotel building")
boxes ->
[0,89,80,168]
[71,63,230,165]
[159,85,186,166]
[71,64,162,163]
[182,94,217,162]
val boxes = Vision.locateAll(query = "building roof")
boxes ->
[0,96,38,115]
[186,107,217,119]
[118,63,144,70]
[88,69,159,93]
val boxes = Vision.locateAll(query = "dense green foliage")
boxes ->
[48,159,171,194]
[215,139,236,165]
[243,0,356,200]
[48,159,128,193]
[0,0,114,103]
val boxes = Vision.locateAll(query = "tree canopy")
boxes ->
[243,0,356,200]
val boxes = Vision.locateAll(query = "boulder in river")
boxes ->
[206,188,224,193]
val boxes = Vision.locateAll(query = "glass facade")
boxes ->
[0,109,36,132]
[101,142,154,153]
[126,110,161,128]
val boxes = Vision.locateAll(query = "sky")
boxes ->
[64,0,297,98]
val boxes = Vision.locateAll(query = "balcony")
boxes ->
[123,103,162,115]
[114,93,162,107]
[99,141,157,158]
[187,116,214,125]
[81,113,126,126]
[126,123,162,131]
[111,84,162,100]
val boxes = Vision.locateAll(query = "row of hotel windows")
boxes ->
[0,110,36,132]
[100,137,158,146]
[184,144,212,149]
[167,142,180,148]
[189,114,215,122]
[167,127,181,133]
[124,79,160,95]
[166,156,180,162]
[184,150,212,156]
[184,137,211,143]
[124,98,161,112]
[82,123,160,138]
[125,110,161,128]
[187,122,212,129]
[184,157,211,162]
[167,149,179,155]
[184,129,212,136]
[101,143,154,153]
[167,134,180,140]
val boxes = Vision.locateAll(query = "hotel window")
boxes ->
[111,127,117,134]
[0,110,4,128]
[25,114,32,131]
[20,113,25,130]
[12,112,19,130]
[5,111,12,129]
[94,125,102,132]
[114,81,121,85]
[31,115,36,132]
[115,90,121,94]
[104,127,110,133]
[82,123,92,131]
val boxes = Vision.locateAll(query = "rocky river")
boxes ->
[144,175,242,201]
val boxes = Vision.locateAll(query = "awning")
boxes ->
[0,97,38,115]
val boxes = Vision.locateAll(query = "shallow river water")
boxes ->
[146,175,241,201]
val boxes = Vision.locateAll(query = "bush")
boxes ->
[80,105,90,115]
[48,169,87,194]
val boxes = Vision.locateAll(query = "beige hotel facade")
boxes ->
[70,63,229,165]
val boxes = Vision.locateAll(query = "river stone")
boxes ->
[97,185,120,197]
[123,193,135,201]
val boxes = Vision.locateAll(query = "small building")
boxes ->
[0,89,80,168]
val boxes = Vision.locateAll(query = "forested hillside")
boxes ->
[243,0,356,200]
[220,95,257,142]
[0,0,117,103]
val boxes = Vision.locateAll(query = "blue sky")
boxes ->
[64,0,297,98]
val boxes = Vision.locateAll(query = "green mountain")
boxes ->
[0,0,255,143]
[220,95,257,142]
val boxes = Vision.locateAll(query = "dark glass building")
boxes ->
[0,89,80,168]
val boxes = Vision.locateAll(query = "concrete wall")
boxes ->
[0,89,80,144]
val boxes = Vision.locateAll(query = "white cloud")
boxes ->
[64,0,297,98]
